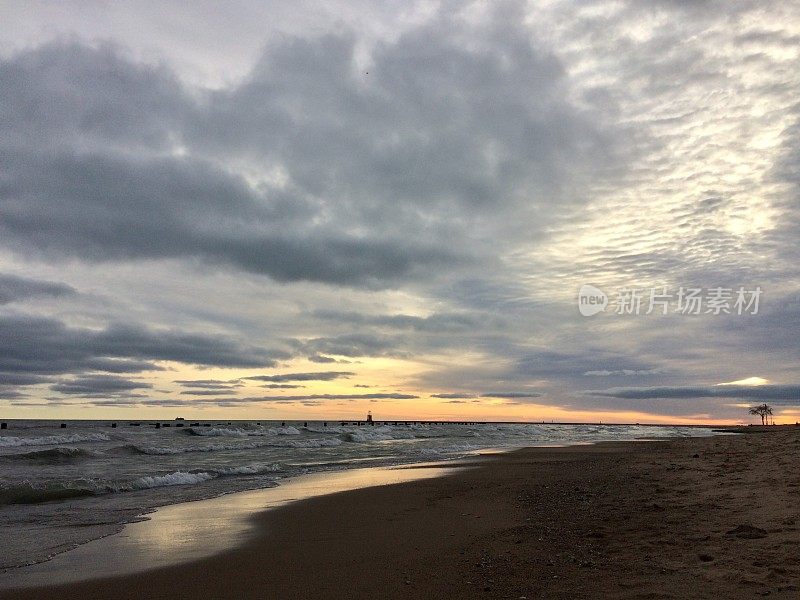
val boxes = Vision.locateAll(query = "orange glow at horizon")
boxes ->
[0,359,786,426]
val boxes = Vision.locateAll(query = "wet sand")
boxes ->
[2,427,798,599]
[0,464,457,587]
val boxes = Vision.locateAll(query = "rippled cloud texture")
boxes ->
[1,0,799,422]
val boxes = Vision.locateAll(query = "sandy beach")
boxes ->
[2,428,799,599]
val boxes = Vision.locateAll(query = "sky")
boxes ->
[1,0,799,424]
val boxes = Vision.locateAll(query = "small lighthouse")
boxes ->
[366,411,374,425]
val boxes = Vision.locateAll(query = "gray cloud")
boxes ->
[480,391,543,399]
[1,148,460,288]
[297,334,406,359]
[311,310,483,332]
[0,373,53,386]
[178,389,237,396]
[261,384,304,389]
[0,274,75,305]
[253,393,418,401]
[0,1,610,290]
[174,379,243,390]
[82,358,166,373]
[513,351,664,383]
[50,375,152,396]
[138,399,187,408]
[122,392,420,407]
[585,384,800,405]
[307,355,341,363]
[431,391,543,401]
[0,316,286,372]
[583,369,667,377]
[245,371,354,382]
[0,315,287,400]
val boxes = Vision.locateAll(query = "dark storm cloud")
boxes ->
[0,148,460,287]
[0,2,609,289]
[50,374,153,396]
[245,371,354,382]
[0,375,39,401]
[74,319,287,367]
[0,373,53,386]
[0,390,29,400]
[0,41,462,287]
[0,274,76,305]
[585,384,800,404]
[0,315,286,386]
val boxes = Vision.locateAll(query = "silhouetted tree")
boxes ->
[748,403,773,425]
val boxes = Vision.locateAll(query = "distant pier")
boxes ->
[0,419,736,431]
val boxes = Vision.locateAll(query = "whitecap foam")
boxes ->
[131,471,215,490]
[342,430,396,443]
[187,424,304,437]
[274,426,301,435]
[0,433,111,448]
[129,463,283,490]
[215,463,283,476]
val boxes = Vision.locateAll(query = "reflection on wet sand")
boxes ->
[2,464,457,588]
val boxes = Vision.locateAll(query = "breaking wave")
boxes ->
[0,433,111,448]
[112,436,341,456]
[0,447,98,463]
[0,463,284,505]
[124,463,284,490]
[0,483,96,505]
[184,426,301,437]
[130,471,215,489]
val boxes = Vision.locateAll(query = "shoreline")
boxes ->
[0,418,742,427]
[0,461,464,588]
[2,429,798,598]
[0,423,716,572]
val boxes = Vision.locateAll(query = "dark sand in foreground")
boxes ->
[2,428,798,599]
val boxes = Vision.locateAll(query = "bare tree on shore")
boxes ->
[748,403,773,425]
